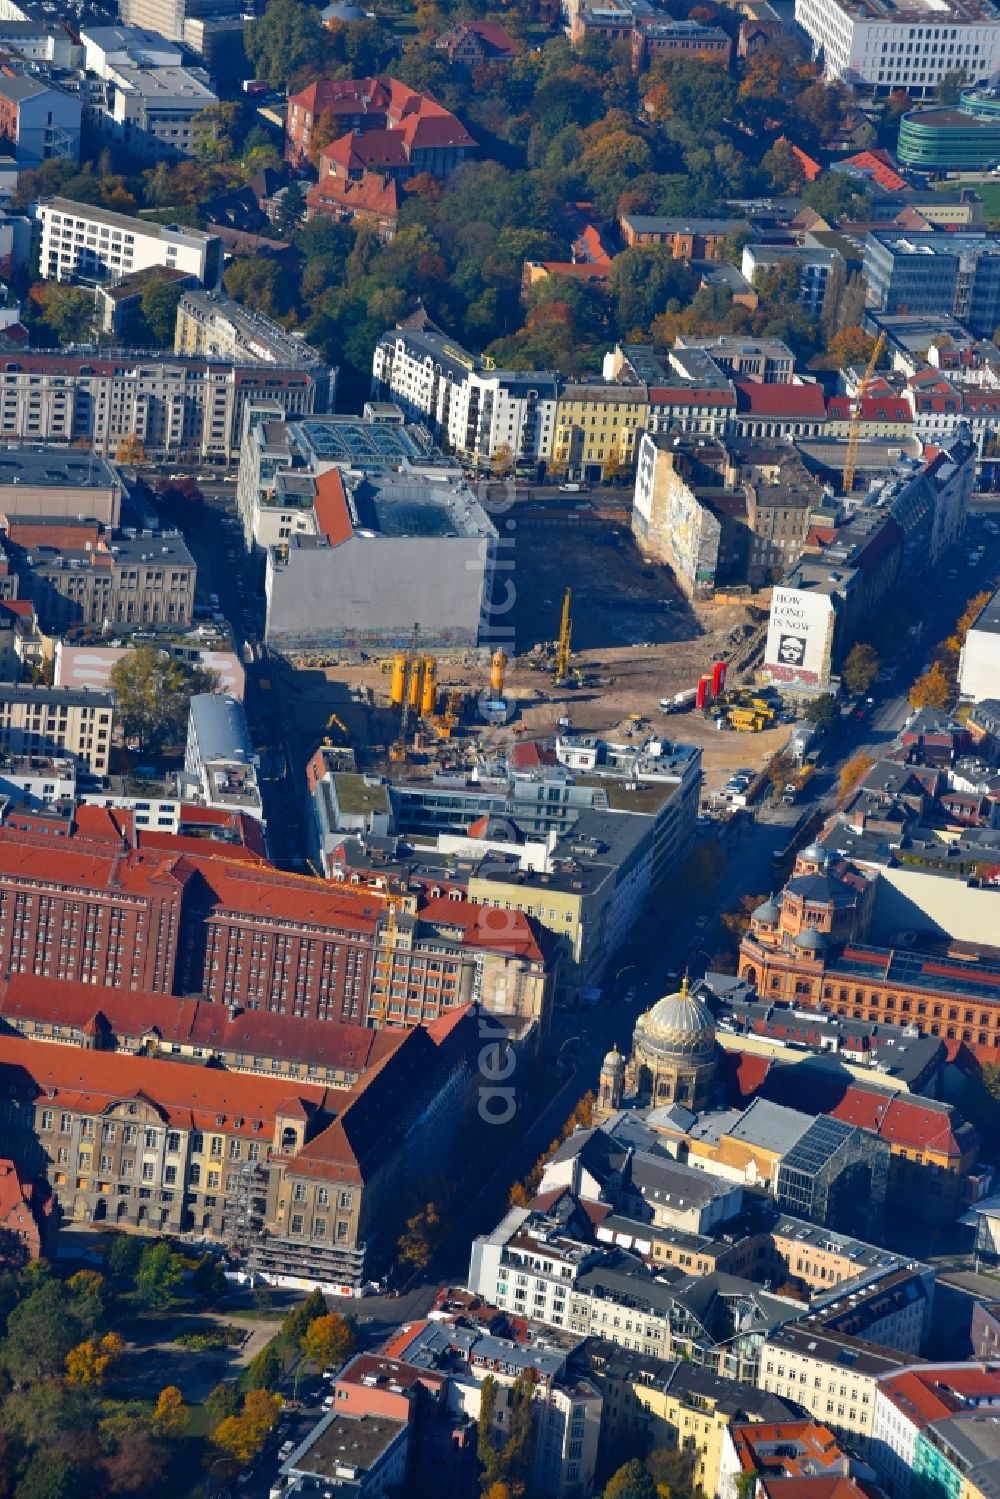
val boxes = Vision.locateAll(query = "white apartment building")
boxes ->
[0,352,317,463]
[94,65,218,161]
[372,328,559,469]
[182,692,263,829]
[758,1326,908,1457]
[80,24,184,78]
[794,0,1000,95]
[35,197,222,286]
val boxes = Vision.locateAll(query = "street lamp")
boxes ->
[203,1456,232,1499]
[556,1035,581,1074]
[614,963,637,995]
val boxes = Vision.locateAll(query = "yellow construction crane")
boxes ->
[554,588,573,685]
[842,330,887,494]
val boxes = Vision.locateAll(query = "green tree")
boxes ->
[3,1280,81,1385]
[842,642,879,694]
[192,102,242,162]
[935,69,966,103]
[282,1288,326,1346]
[477,1375,502,1490]
[604,1458,657,1499]
[244,1341,282,1391]
[14,1453,86,1499]
[110,645,220,753]
[29,283,94,346]
[140,279,184,346]
[275,180,305,239]
[192,1253,229,1304]
[502,1368,536,1489]
[134,1241,184,1307]
[223,256,282,317]
[803,172,871,223]
[244,0,331,87]
[205,1382,240,1427]
[805,694,839,733]
[106,1233,143,1282]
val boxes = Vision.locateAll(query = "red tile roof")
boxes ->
[437,19,522,59]
[648,386,736,407]
[879,1366,1000,1426]
[757,1065,974,1158]
[418,895,547,963]
[0,1031,329,1135]
[307,171,400,223]
[777,138,822,182]
[0,973,406,1077]
[827,395,911,422]
[198,861,384,933]
[838,149,910,193]
[729,1421,846,1477]
[288,76,389,119]
[0,827,195,900]
[313,468,354,547]
[735,381,827,418]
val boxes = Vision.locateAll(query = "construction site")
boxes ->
[269,510,800,800]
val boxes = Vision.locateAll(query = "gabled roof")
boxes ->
[836,149,910,194]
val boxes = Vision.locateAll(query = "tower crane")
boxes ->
[842,330,887,494]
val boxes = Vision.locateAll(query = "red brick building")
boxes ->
[286,76,475,179]
[0,1157,49,1262]
[0,817,550,1031]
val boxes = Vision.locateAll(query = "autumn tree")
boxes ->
[153,1384,189,1437]
[829,326,876,368]
[840,752,875,797]
[842,642,879,694]
[947,592,990,654]
[115,434,147,465]
[909,661,951,710]
[282,1287,326,1345]
[397,1202,441,1270]
[65,1331,123,1386]
[213,1389,283,1464]
[301,1312,357,1369]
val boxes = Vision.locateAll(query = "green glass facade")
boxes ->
[899,90,1000,169]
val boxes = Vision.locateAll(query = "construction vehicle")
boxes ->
[322,711,349,747]
[842,330,888,493]
[554,588,574,686]
[730,707,769,732]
